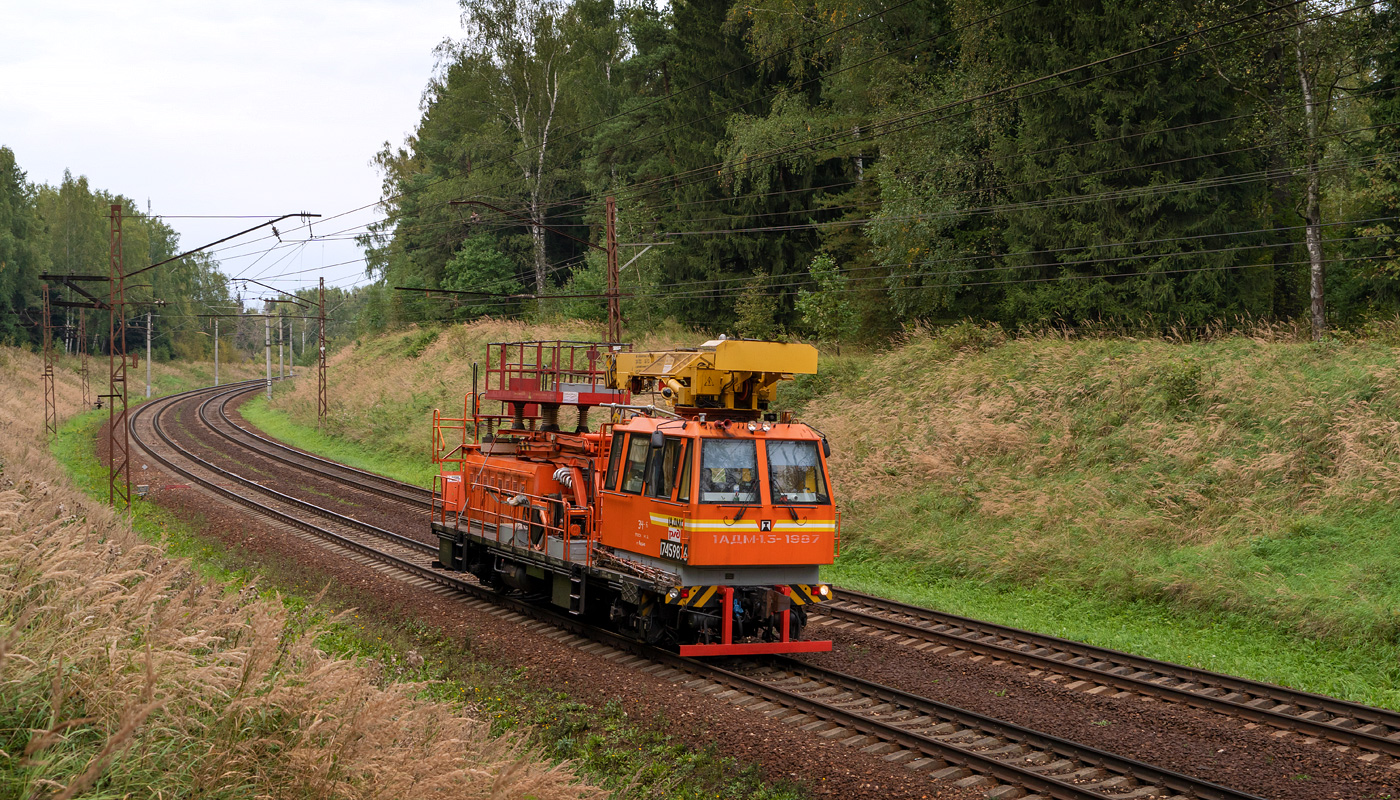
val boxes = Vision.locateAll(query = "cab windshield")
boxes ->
[699,439,759,503]
[767,440,829,505]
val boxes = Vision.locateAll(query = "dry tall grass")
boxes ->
[804,324,1400,639]
[0,347,602,799]
[813,326,1400,534]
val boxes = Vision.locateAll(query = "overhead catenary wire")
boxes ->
[379,219,1400,319]
[237,142,1395,304]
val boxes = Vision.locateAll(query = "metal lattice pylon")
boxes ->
[78,308,90,408]
[107,204,130,509]
[42,284,56,435]
[317,277,327,424]
[605,196,621,345]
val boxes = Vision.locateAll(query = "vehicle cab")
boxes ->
[598,415,836,584]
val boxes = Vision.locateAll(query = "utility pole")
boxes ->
[213,318,219,386]
[78,308,90,409]
[606,195,621,344]
[108,204,130,510]
[41,283,56,435]
[145,310,152,398]
[318,277,327,424]
[278,307,284,380]
[265,313,272,400]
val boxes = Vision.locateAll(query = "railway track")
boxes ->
[200,383,433,509]
[135,385,435,560]
[125,382,1274,800]
[190,386,1400,759]
[818,589,1400,759]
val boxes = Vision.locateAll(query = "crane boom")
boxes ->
[608,339,817,416]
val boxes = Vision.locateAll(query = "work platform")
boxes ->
[483,340,630,408]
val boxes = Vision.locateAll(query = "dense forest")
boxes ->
[7,0,1398,354]
[0,146,364,363]
[361,0,1400,342]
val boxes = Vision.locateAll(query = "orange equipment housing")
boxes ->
[431,338,837,656]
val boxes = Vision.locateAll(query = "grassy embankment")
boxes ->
[2,347,600,800]
[28,345,803,800]
[251,319,1400,709]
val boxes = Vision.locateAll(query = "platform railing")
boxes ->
[457,480,591,565]
[432,408,469,466]
[483,340,626,398]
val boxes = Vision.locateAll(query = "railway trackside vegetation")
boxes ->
[22,347,809,800]
[351,0,1400,345]
[808,321,1400,706]
[1,347,604,800]
[256,318,1400,709]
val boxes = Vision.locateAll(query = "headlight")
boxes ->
[761,422,771,431]
[666,588,680,601]
[816,584,831,598]
[747,421,757,432]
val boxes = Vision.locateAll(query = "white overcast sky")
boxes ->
[1,0,464,302]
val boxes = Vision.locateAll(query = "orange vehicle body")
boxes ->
[431,339,836,656]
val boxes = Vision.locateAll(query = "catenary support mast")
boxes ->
[606,195,620,344]
[42,284,56,434]
[318,277,327,424]
[265,314,272,400]
[107,204,130,509]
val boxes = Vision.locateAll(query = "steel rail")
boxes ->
[750,657,1266,800]
[825,588,1400,756]
[130,387,485,588]
[126,383,1267,800]
[148,386,435,557]
[206,384,433,508]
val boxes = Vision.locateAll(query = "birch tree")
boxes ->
[1289,1,1374,339]
[462,0,574,295]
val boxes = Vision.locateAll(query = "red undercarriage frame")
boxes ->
[677,586,834,657]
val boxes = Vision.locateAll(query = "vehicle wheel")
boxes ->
[788,606,808,640]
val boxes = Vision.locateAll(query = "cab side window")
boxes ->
[677,440,693,502]
[645,437,684,500]
[604,433,625,490]
[620,434,651,494]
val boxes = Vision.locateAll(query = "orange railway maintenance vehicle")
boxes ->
[430,338,838,655]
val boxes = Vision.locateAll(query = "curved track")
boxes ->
[127,384,1291,799]
[819,589,1400,758]
[202,383,432,509]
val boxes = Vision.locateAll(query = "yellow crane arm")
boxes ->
[607,339,817,414]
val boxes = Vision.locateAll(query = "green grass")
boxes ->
[49,396,803,800]
[239,393,437,488]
